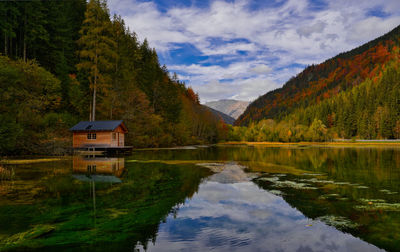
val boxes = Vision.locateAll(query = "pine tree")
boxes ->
[0,1,19,56]
[76,0,116,121]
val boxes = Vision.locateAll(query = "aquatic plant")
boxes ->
[1,224,55,250]
[269,190,284,196]
[353,198,400,211]
[258,176,317,190]
[317,215,359,229]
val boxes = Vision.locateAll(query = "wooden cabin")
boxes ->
[70,120,128,149]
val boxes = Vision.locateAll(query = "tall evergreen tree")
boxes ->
[76,0,116,121]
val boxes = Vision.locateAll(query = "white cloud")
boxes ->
[192,76,279,103]
[346,16,400,43]
[108,0,400,102]
[250,64,272,75]
[297,21,327,37]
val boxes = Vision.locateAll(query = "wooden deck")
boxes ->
[74,146,133,155]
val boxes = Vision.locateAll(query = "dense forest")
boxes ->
[235,24,400,141]
[0,0,227,155]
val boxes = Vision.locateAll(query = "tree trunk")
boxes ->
[92,84,96,121]
[23,10,27,62]
[23,38,26,62]
[4,34,7,56]
[92,53,97,121]
[89,101,92,121]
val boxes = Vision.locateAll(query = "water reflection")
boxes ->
[145,163,382,251]
[71,156,126,221]
[131,146,400,251]
[1,147,400,251]
[72,156,125,183]
[0,165,14,194]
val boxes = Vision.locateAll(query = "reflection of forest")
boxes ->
[0,160,213,251]
[0,165,14,196]
[133,146,400,189]
[235,147,400,190]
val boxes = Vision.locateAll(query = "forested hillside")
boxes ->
[0,0,227,155]
[235,24,400,140]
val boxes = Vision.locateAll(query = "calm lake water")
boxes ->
[1,146,400,251]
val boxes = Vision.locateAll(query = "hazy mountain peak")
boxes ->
[205,99,250,119]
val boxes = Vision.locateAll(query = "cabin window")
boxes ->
[112,132,116,140]
[87,133,96,140]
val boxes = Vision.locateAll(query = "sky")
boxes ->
[108,0,400,103]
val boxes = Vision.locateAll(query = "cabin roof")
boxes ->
[70,120,127,132]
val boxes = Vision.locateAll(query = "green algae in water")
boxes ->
[107,208,128,219]
[354,198,400,212]
[334,182,350,185]
[359,198,386,203]
[318,194,341,200]
[302,173,325,176]
[379,189,398,195]
[259,176,318,190]
[272,180,317,190]
[269,190,284,196]
[1,224,56,250]
[298,178,335,184]
[258,177,279,182]
[317,215,359,229]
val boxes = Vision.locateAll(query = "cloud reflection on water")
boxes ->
[143,164,383,251]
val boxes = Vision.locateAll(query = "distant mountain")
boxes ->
[205,99,249,119]
[204,106,235,125]
[236,24,400,127]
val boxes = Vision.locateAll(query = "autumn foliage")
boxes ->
[237,25,400,130]
[235,25,400,140]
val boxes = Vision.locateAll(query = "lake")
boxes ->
[1,146,400,251]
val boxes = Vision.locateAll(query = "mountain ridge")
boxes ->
[205,99,249,119]
[204,106,235,125]
[236,24,400,126]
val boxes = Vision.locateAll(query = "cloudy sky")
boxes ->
[108,0,400,102]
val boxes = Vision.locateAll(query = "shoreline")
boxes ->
[0,157,70,165]
[218,141,400,148]
[2,141,400,162]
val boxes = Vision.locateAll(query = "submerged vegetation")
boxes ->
[0,160,212,250]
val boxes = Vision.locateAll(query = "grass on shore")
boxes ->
[219,141,400,148]
[0,158,66,165]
